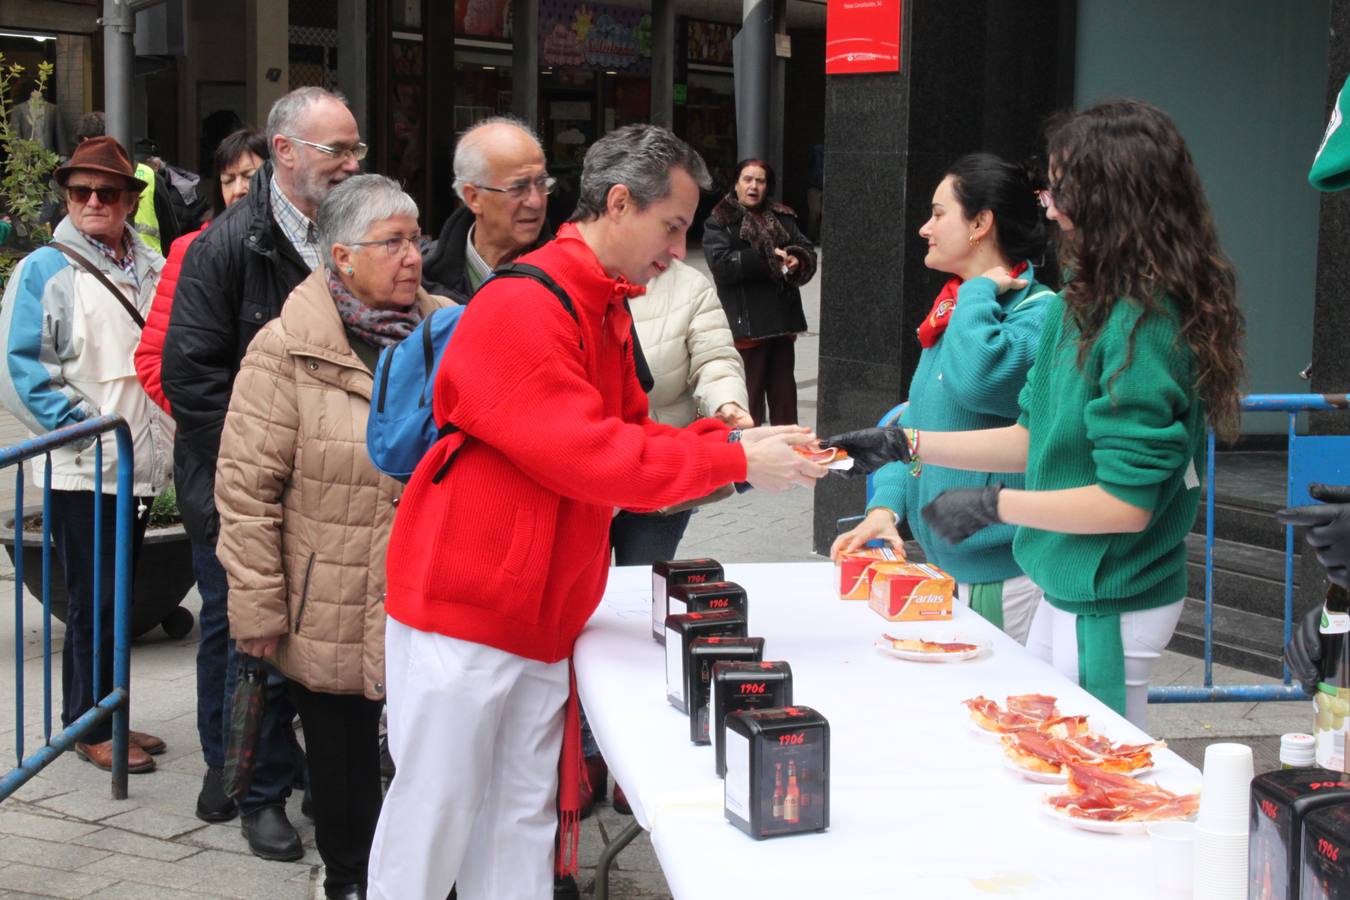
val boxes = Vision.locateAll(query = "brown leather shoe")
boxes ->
[612,781,632,816]
[129,730,166,755]
[74,739,156,773]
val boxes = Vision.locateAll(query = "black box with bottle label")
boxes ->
[1299,801,1350,899]
[665,610,746,713]
[652,559,724,643]
[669,580,748,625]
[1249,767,1350,899]
[687,637,765,745]
[724,706,829,839]
[712,661,793,776]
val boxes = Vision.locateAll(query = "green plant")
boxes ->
[0,55,60,284]
[147,487,181,528]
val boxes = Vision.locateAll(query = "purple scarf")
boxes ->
[327,270,422,347]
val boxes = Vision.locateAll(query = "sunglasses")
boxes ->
[67,185,127,204]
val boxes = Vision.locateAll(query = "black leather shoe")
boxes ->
[379,734,396,779]
[324,885,364,900]
[240,806,302,861]
[196,766,237,823]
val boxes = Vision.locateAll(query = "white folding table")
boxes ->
[574,562,1201,899]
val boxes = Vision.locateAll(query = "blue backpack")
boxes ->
[366,263,584,482]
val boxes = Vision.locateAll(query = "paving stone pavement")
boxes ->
[0,249,1305,898]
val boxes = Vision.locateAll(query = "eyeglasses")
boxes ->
[67,185,126,204]
[347,234,422,259]
[284,134,369,162]
[474,175,556,201]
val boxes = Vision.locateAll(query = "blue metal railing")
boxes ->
[0,415,136,800]
[1149,393,1349,704]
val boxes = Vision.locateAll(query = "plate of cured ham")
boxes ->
[794,442,854,471]
[875,633,989,662]
[1001,729,1163,782]
[963,693,1081,737]
[1040,764,1199,834]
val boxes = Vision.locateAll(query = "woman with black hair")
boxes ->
[831,153,1055,643]
[703,158,817,425]
[826,101,1246,727]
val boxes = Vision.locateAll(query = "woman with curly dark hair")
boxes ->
[824,99,1245,726]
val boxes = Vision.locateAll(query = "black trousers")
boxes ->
[288,680,383,891]
[50,490,149,744]
[738,336,799,426]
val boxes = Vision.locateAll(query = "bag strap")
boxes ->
[50,241,145,329]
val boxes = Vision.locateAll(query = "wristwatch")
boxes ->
[727,429,743,444]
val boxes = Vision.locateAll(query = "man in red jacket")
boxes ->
[366,125,824,900]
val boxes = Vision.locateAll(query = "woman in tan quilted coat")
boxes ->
[215,175,453,900]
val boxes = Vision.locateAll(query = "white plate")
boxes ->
[873,637,989,663]
[1039,790,1193,835]
[1002,754,1155,784]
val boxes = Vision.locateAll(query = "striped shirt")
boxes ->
[269,176,321,272]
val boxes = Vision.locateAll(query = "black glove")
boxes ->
[1276,483,1350,588]
[1284,605,1324,695]
[818,427,911,478]
[920,485,1004,545]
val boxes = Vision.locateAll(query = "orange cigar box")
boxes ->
[867,562,954,621]
[836,547,904,600]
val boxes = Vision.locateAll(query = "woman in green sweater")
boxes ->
[825,101,1245,727]
[830,153,1054,643]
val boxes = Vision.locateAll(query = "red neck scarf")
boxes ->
[916,261,1028,348]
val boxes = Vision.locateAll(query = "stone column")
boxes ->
[512,0,540,128]
[810,0,1073,554]
[651,0,676,129]
[245,0,287,128]
[337,0,368,138]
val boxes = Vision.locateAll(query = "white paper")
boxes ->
[666,627,684,706]
[724,728,750,821]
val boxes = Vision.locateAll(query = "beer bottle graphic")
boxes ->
[784,760,801,824]
[771,762,784,819]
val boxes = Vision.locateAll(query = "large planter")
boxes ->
[0,507,196,639]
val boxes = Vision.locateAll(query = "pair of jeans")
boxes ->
[609,509,694,568]
[192,541,299,812]
[50,490,149,745]
[289,681,382,893]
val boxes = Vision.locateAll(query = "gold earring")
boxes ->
[968,234,980,247]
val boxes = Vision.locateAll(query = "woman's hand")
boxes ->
[773,248,801,274]
[818,427,911,475]
[236,636,282,658]
[977,266,1028,293]
[742,428,826,490]
[715,402,755,429]
[740,424,813,445]
[829,507,903,560]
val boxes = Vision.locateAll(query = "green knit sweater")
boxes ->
[1013,293,1204,616]
[867,269,1053,584]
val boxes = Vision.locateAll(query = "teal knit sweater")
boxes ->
[1013,293,1205,615]
[866,268,1053,584]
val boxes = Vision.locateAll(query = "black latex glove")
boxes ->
[920,485,1004,545]
[818,427,911,478]
[1284,605,1324,695]
[1276,483,1350,588]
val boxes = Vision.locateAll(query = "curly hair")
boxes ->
[1046,99,1246,441]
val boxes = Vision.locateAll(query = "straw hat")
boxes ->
[54,136,148,192]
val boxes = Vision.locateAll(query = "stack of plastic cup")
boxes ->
[1192,742,1254,900]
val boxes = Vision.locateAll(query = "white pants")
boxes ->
[956,574,1043,646]
[367,619,570,900]
[1025,598,1184,730]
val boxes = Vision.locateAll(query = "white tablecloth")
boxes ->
[574,562,1202,899]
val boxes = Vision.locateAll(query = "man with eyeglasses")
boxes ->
[161,86,362,864]
[421,116,554,301]
[0,136,175,776]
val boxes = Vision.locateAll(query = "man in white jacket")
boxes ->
[0,136,175,774]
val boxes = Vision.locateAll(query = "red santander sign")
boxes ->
[826,0,901,74]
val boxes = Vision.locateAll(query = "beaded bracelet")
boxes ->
[905,427,923,476]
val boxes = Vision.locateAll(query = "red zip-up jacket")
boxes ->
[384,224,747,662]
[134,225,206,414]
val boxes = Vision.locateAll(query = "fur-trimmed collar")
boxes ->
[710,194,796,226]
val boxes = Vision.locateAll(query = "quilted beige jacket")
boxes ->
[633,259,748,426]
[216,269,454,698]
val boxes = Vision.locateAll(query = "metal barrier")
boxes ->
[0,415,136,800]
[1149,393,1350,704]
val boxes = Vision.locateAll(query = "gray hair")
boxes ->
[451,115,544,200]
[317,174,419,268]
[570,125,711,222]
[266,86,350,143]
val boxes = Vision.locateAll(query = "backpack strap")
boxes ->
[50,241,145,329]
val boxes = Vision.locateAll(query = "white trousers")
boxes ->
[955,574,1043,646]
[1025,598,1184,730]
[367,619,570,900]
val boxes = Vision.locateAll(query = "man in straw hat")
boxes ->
[0,135,176,774]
